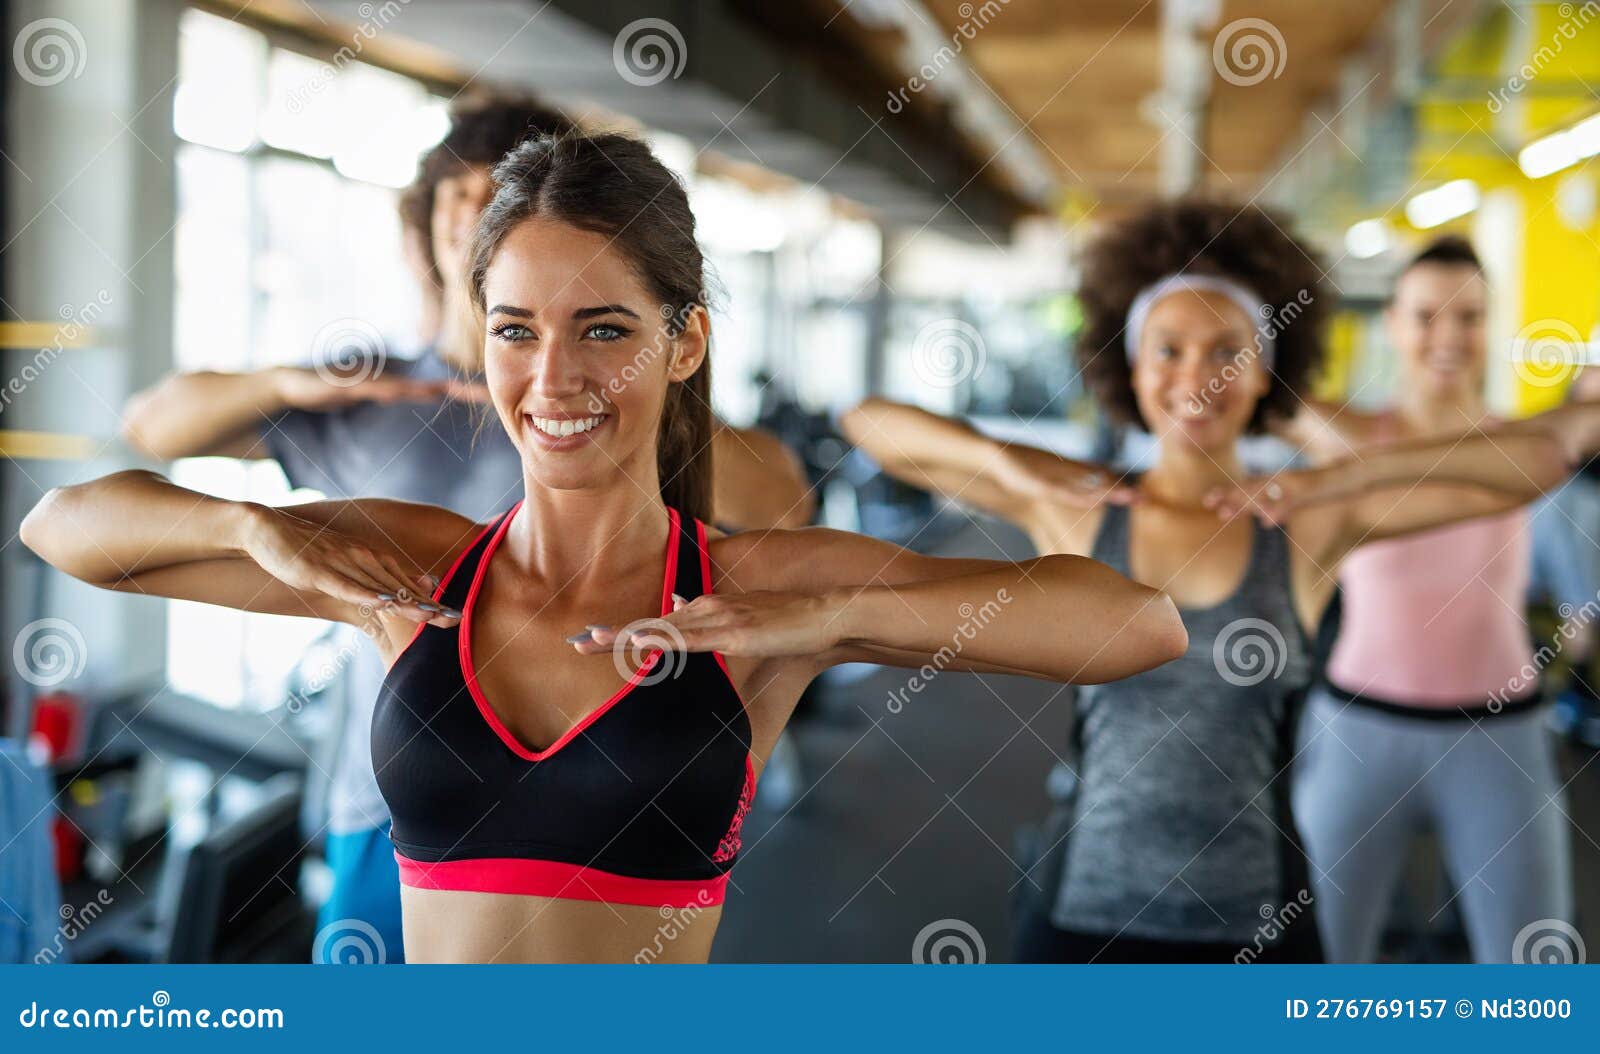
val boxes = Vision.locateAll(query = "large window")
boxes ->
[166,10,446,708]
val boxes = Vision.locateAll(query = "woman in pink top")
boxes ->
[1279,235,1590,962]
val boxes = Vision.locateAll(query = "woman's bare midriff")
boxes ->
[400,886,722,964]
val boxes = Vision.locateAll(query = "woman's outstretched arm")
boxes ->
[578,526,1187,686]
[840,398,1134,524]
[1210,428,1568,542]
[21,469,470,627]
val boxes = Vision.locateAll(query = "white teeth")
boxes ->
[528,414,605,438]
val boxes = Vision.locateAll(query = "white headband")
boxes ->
[1123,273,1274,367]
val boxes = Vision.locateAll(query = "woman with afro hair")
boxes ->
[842,199,1569,962]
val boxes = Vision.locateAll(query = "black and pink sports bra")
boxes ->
[372,501,755,908]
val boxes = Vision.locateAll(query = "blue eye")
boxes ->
[490,323,532,342]
[585,323,630,341]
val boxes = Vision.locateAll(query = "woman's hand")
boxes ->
[1203,468,1337,525]
[992,445,1138,509]
[568,591,838,660]
[239,504,461,627]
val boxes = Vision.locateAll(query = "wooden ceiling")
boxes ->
[826,0,1406,203]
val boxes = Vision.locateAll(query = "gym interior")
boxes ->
[1,0,1597,967]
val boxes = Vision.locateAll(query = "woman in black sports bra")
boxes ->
[23,131,1189,964]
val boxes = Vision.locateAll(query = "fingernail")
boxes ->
[566,631,593,643]
[442,608,463,619]
[671,593,687,606]
[417,602,441,612]
[376,593,396,601]
[586,624,611,633]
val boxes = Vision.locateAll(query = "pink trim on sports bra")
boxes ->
[395,851,728,908]
[457,502,682,762]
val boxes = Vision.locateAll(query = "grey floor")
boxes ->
[709,517,1600,963]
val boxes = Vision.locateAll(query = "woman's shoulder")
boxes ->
[335,497,491,577]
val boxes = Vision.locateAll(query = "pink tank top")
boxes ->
[1325,415,1534,706]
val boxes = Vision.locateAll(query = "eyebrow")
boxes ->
[573,304,640,321]
[484,304,642,321]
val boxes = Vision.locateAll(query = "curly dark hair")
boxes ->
[1074,198,1330,434]
[398,95,575,290]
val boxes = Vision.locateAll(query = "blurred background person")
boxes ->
[844,201,1567,962]
[1278,237,1584,962]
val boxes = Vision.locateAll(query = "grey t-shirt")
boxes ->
[1050,503,1313,944]
[263,348,523,834]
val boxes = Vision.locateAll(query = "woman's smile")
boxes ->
[522,409,613,451]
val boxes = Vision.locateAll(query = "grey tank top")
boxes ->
[1051,503,1313,943]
